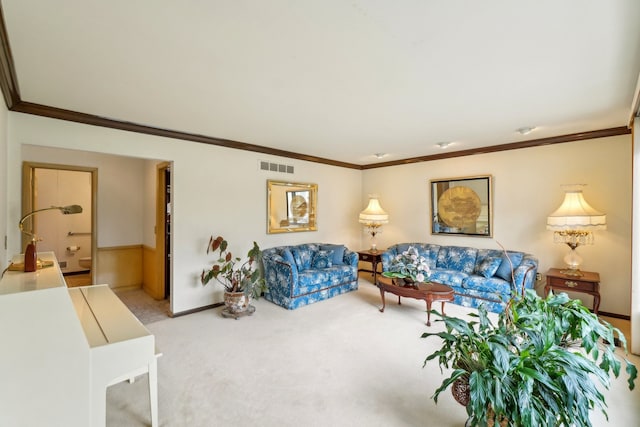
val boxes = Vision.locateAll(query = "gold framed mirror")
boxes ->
[267,180,318,233]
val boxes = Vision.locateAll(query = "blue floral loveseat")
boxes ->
[382,243,538,312]
[262,243,359,309]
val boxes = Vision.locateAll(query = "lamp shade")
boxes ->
[546,185,606,231]
[359,197,389,225]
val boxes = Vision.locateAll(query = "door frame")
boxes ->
[155,161,172,301]
[22,162,98,284]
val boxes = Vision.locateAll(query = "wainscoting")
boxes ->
[64,271,92,287]
[95,245,143,289]
[142,245,164,300]
[66,245,166,305]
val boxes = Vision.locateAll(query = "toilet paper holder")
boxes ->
[67,246,81,252]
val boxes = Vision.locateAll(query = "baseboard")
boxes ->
[171,302,224,318]
[112,284,143,292]
[598,311,630,320]
[63,269,90,276]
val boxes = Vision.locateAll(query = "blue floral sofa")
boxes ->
[381,243,538,312]
[262,243,359,309]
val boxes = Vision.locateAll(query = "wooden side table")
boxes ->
[357,249,384,283]
[544,268,601,314]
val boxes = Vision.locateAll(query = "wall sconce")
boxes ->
[359,195,389,252]
[19,204,83,272]
[546,185,606,276]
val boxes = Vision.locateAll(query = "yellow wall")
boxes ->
[362,135,631,315]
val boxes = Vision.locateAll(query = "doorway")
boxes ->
[22,162,97,285]
[153,162,172,300]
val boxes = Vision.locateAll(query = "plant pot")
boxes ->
[464,409,509,427]
[452,376,470,407]
[224,291,250,313]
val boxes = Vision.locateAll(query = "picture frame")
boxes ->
[266,180,317,234]
[430,175,492,237]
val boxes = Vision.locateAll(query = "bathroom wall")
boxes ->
[33,168,92,273]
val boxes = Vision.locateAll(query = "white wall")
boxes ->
[632,118,639,354]
[363,135,632,316]
[7,113,362,314]
[0,100,7,269]
[6,112,631,316]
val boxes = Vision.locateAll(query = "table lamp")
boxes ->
[19,204,83,272]
[546,185,605,276]
[359,195,389,252]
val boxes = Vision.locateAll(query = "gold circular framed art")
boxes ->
[437,186,481,229]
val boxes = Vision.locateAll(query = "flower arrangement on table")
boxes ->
[382,246,431,285]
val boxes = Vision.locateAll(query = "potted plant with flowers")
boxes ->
[382,245,431,285]
[379,246,449,325]
[201,235,266,317]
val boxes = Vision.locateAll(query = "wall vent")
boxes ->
[259,160,294,174]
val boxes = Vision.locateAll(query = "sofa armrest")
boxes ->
[381,250,395,272]
[513,254,538,294]
[343,249,358,267]
[262,252,298,298]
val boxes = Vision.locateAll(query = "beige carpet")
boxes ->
[106,281,640,427]
[114,288,171,325]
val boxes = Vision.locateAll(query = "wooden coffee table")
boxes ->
[377,276,455,326]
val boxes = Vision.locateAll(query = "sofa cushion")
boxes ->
[291,247,313,271]
[437,246,478,274]
[396,243,411,253]
[415,247,430,265]
[449,286,509,313]
[462,275,512,295]
[495,252,524,281]
[281,248,296,266]
[423,244,440,269]
[320,244,345,266]
[476,256,502,278]
[474,249,502,270]
[430,269,469,287]
[312,250,333,269]
[295,266,357,297]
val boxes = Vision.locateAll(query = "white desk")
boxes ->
[0,252,158,427]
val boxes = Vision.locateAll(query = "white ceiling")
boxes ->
[2,1,640,166]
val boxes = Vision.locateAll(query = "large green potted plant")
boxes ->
[201,235,266,315]
[422,289,637,427]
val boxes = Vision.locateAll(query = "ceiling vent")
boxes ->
[258,160,294,174]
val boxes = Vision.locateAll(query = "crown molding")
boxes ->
[8,103,632,171]
[0,4,20,108]
[11,101,362,169]
[361,127,631,170]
